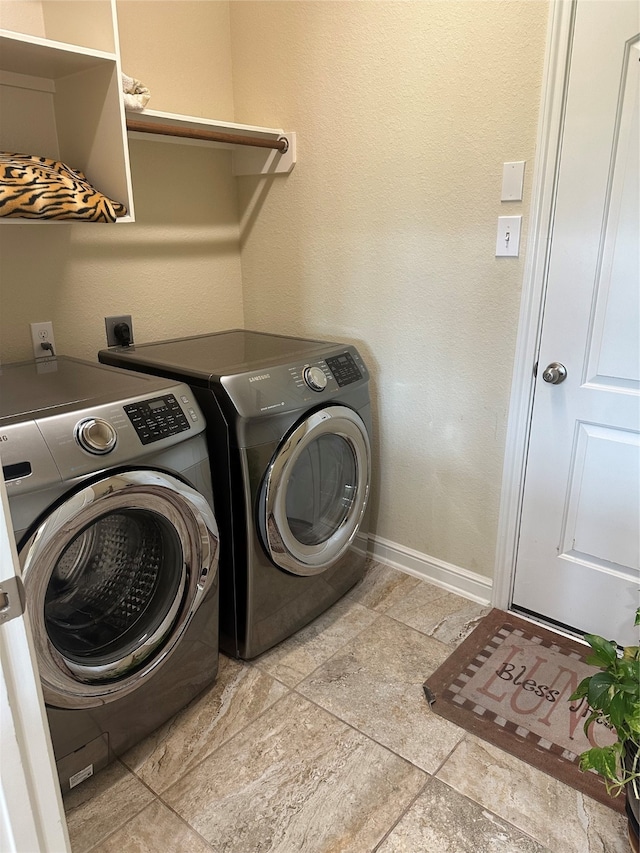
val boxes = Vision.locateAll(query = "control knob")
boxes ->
[303,366,328,392]
[75,418,117,455]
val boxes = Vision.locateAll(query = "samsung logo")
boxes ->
[249,373,271,383]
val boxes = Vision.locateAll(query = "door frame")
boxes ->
[493,0,576,609]
[0,475,71,853]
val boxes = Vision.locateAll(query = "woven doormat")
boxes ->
[424,608,625,814]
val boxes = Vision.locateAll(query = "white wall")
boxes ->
[230,1,549,579]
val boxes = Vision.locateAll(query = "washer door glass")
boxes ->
[285,434,356,546]
[45,509,184,676]
[260,406,370,576]
[20,469,218,709]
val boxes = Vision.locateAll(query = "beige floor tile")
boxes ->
[436,736,629,853]
[89,800,212,853]
[386,584,491,645]
[254,595,379,686]
[377,776,553,852]
[121,654,289,793]
[346,560,422,612]
[298,614,466,773]
[163,692,426,853]
[60,565,626,853]
[64,760,155,853]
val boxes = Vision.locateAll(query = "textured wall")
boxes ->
[0,0,243,363]
[231,1,549,578]
[0,0,44,34]
[116,0,235,120]
[0,0,549,584]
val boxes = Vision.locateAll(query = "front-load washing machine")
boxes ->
[99,330,372,659]
[1,357,219,795]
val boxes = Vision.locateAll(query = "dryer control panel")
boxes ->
[325,353,363,387]
[220,345,369,419]
[124,394,192,445]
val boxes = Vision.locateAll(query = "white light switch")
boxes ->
[496,215,522,257]
[501,161,525,201]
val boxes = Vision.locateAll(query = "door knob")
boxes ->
[542,362,567,384]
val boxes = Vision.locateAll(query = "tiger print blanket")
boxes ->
[0,152,127,222]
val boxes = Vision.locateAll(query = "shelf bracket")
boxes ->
[232,132,296,176]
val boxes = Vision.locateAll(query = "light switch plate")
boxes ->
[501,161,525,201]
[496,215,522,257]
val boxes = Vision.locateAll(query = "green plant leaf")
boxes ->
[569,676,591,702]
[582,710,602,740]
[626,704,640,736]
[584,635,618,669]
[622,646,640,662]
[618,658,640,688]
[609,690,632,733]
[578,745,621,782]
[587,671,616,711]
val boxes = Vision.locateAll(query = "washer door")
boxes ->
[20,469,218,709]
[260,405,370,576]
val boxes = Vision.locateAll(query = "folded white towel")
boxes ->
[122,72,151,111]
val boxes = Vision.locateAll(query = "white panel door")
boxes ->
[512,1,640,646]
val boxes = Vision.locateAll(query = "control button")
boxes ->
[304,366,328,392]
[180,395,189,404]
[75,418,117,455]
[325,353,363,387]
[124,394,191,444]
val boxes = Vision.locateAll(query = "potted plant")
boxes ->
[569,609,640,851]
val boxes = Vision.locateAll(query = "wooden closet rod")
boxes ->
[126,119,289,152]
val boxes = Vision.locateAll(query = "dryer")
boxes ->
[100,330,372,659]
[1,357,219,794]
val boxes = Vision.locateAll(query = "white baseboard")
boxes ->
[366,534,492,605]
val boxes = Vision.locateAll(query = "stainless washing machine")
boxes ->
[1,357,219,795]
[99,330,372,659]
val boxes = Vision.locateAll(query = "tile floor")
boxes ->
[64,561,629,853]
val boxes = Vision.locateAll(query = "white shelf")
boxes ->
[0,30,116,78]
[0,22,134,224]
[0,0,295,224]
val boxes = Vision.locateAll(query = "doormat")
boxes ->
[424,608,625,814]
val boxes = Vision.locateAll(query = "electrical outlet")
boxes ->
[30,321,56,360]
[105,315,134,347]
